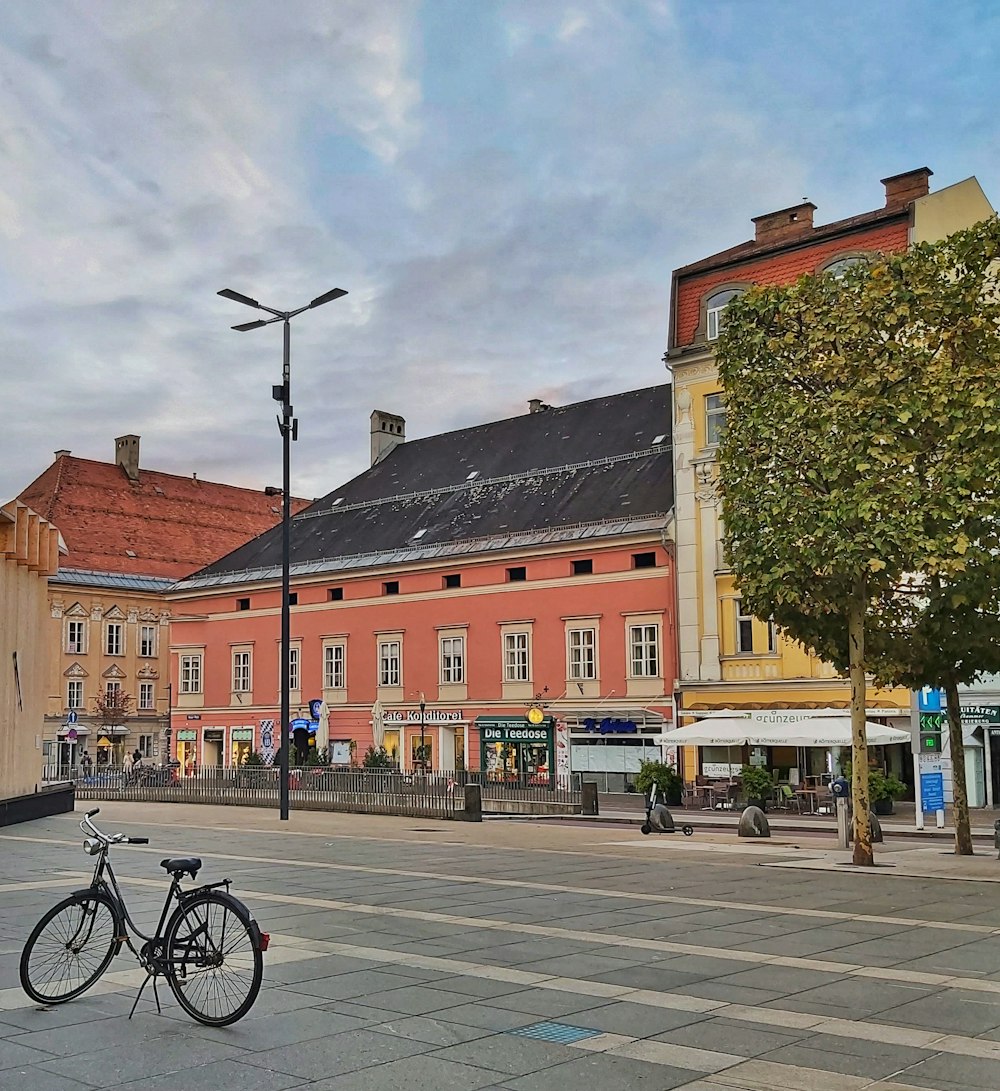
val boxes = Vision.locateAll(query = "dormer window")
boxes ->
[822,255,869,279]
[705,288,744,341]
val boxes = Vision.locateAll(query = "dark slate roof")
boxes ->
[175,385,673,589]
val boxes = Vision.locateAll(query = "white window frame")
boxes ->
[66,619,86,655]
[288,645,300,692]
[705,288,743,341]
[67,679,84,709]
[503,632,530,683]
[705,392,727,447]
[180,654,203,694]
[324,643,346,689]
[137,734,153,758]
[379,640,401,688]
[139,624,157,658]
[629,624,660,678]
[232,650,252,693]
[440,635,465,685]
[105,621,124,657]
[105,680,122,703]
[568,628,597,681]
[735,601,755,654]
[138,682,155,710]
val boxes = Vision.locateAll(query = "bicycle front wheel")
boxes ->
[20,891,121,1004]
[164,891,263,1026]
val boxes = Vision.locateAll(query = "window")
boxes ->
[383,581,399,596]
[139,624,157,658]
[504,633,530,683]
[180,654,202,694]
[105,622,123,657]
[705,393,727,446]
[237,598,250,611]
[767,619,778,654]
[443,574,461,589]
[440,636,465,684]
[137,734,153,758]
[288,645,300,692]
[706,288,743,340]
[379,640,401,687]
[66,620,86,654]
[507,566,526,582]
[823,255,868,279]
[568,628,597,680]
[630,624,660,678]
[232,650,251,693]
[328,587,344,601]
[572,559,593,576]
[138,682,155,710]
[105,681,122,703]
[632,552,657,569]
[288,592,298,606]
[67,680,84,709]
[324,644,346,689]
[735,602,755,654]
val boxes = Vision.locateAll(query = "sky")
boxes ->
[2,1,999,505]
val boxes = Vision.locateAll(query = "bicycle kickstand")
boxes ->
[128,971,163,1019]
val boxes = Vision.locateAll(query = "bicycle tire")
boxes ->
[20,891,121,1004]
[164,890,263,1026]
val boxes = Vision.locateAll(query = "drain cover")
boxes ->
[508,1021,602,1044]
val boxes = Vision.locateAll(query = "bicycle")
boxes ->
[19,808,268,1026]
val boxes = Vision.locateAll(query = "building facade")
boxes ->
[1,501,71,821]
[16,435,308,771]
[665,168,995,780]
[167,390,677,785]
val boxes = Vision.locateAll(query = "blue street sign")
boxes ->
[920,771,945,812]
[67,710,78,724]
[917,687,944,713]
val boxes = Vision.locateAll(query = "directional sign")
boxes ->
[67,710,78,724]
[920,771,945,812]
[918,687,944,713]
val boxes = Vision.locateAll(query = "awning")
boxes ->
[56,725,90,736]
[663,717,909,748]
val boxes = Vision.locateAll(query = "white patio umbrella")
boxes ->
[779,716,910,748]
[371,699,386,748]
[314,700,330,752]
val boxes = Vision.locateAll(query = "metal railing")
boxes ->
[65,763,583,818]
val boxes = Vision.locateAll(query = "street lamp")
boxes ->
[419,692,426,773]
[218,285,348,820]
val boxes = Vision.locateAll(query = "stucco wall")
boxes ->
[1,502,61,800]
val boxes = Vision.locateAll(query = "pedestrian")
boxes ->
[123,751,134,777]
[133,748,142,765]
[81,750,93,777]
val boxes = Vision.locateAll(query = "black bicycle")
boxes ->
[19,808,267,1026]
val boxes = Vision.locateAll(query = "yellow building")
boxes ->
[1,501,72,822]
[665,168,994,779]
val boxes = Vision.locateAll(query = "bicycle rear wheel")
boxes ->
[164,891,263,1026]
[20,892,120,1004]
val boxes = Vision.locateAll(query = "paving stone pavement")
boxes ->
[4,803,1000,1089]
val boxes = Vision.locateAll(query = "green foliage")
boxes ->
[362,745,395,769]
[243,750,266,767]
[634,760,682,796]
[738,764,775,802]
[867,770,907,802]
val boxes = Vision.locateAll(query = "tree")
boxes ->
[716,216,1000,865]
[93,688,135,729]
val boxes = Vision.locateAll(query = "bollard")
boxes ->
[994,819,1000,860]
[836,796,850,849]
[581,781,599,816]
[462,783,483,822]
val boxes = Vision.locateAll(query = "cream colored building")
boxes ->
[665,169,994,776]
[1,500,70,818]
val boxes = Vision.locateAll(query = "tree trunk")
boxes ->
[848,590,873,866]
[944,678,974,855]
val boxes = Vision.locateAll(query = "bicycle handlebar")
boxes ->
[80,811,148,847]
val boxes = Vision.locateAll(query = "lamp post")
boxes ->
[218,285,348,820]
[419,692,426,773]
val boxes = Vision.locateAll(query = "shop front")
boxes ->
[175,728,198,775]
[477,715,554,783]
[383,708,467,771]
[231,727,254,765]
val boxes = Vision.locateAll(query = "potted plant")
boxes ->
[738,764,775,811]
[634,760,683,807]
[868,769,907,815]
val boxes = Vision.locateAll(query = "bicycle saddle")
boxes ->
[160,857,202,878]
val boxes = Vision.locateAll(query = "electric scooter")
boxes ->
[640,782,694,837]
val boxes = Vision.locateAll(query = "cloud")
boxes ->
[0,0,996,511]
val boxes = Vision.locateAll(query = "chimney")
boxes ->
[114,434,140,483]
[54,449,70,459]
[528,399,552,413]
[751,201,816,246]
[882,167,933,209]
[370,410,406,466]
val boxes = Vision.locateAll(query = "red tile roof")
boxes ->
[18,455,310,580]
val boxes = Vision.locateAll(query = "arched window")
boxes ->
[705,288,744,341]
[821,255,869,279]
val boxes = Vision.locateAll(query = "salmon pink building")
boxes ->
[166,387,676,785]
